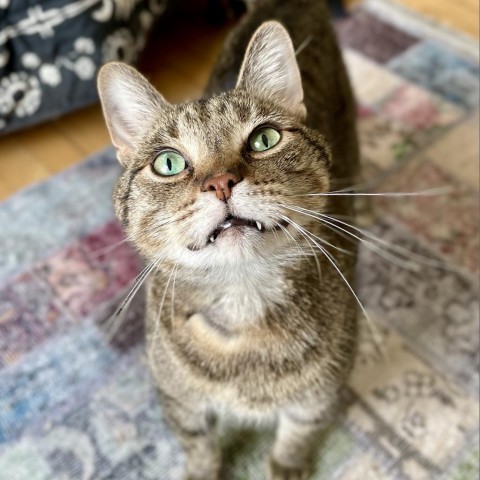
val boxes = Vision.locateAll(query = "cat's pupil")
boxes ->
[167,157,172,171]
[262,133,268,148]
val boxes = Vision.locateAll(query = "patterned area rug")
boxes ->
[0,1,478,479]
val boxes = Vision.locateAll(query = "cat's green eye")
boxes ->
[152,151,187,176]
[249,127,281,152]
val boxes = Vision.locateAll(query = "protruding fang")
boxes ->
[256,221,262,231]
[210,236,215,243]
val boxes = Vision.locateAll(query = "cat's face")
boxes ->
[112,92,330,269]
[98,22,331,271]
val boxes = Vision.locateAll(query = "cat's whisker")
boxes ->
[157,214,191,229]
[105,263,154,330]
[271,222,280,244]
[281,215,322,282]
[328,176,375,193]
[281,222,315,264]
[171,263,180,333]
[90,237,131,259]
[148,261,179,366]
[114,258,161,316]
[285,204,422,272]
[276,220,322,280]
[284,204,453,272]
[314,240,386,359]
[325,212,356,221]
[275,221,309,261]
[312,213,360,245]
[291,186,452,197]
[280,213,340,269]
[280,204,353,251]
[318,211,457,272]
[295,35,313,56]
[282,212,354,257]
[278,211,386,356]
[317,215,424,272]
[278,214,323,281]
[104,254,164,341]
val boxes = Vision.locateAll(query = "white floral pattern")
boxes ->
[39,64,62,87]
[74,56,96,80]
[74,37,96,55]
[113,0,143,20]
[0,73,41,118]
[102,29,138,63]
[21,52,41,69]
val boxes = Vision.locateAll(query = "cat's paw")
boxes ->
[268,458,312,480]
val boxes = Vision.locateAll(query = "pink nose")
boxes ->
[202,172,242,202]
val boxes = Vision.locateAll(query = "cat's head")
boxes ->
[98,21,330,273]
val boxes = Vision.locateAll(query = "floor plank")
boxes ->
[16,124,83,174]
[397,0,479,37]
[0,180,12,203]
[0,137,51,191]
[51,105,111,157]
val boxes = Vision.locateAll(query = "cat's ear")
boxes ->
[97,62,168,164]
[236,21,306,120]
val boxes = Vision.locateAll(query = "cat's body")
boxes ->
[98,0,359,478]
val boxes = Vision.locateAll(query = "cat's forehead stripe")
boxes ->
[179,96,254,132]
[166,122,178,139]
[173,96,257,154]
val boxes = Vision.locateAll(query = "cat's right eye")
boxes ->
[249,127,281,152]
[152,151,187,176]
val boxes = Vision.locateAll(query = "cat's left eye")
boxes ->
[152,151,187,176]
[249,127,281,152]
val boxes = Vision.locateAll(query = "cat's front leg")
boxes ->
[268,398,336,480]
[157,387,221,480]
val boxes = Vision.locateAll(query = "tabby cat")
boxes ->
[98,0,360,478]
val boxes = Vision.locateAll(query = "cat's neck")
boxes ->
[176,257,295,328]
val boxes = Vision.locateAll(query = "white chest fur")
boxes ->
[200,260,290,330]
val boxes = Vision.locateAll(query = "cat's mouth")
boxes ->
[188,215,288,251]
[208,215,263,244]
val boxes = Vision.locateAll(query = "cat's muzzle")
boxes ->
[187,215,288,251]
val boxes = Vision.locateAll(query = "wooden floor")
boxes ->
[398,0,479,38]
[0,0,478,202]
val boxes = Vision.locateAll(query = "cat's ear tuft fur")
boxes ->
[236,21,306,120]
[97,62,168,164]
